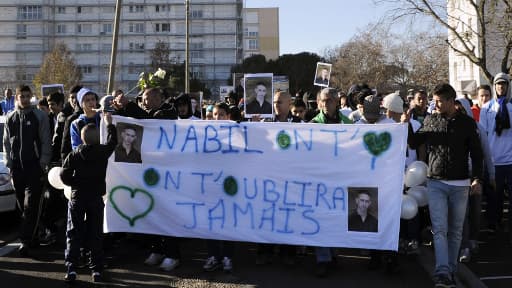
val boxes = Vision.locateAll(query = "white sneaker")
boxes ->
[203,256,221,271]
[159,257,180,271]
[222,257,232,272]
[144,253,164,266]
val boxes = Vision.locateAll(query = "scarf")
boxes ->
[495,96,511,136]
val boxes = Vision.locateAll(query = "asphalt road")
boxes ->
[1,208,511,288]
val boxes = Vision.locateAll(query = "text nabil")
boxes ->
[155,123,351,156]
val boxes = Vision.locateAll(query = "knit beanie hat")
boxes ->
[363,95,381,122]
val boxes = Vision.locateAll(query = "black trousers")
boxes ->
[11,162,44,244]
[65,196,104,272]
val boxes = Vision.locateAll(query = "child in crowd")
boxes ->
[60,112,117,283]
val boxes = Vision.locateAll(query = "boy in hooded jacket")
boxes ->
[60,112,117,283]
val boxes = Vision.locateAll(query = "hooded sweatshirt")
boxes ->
[457,97,495,180]
[479,73,512,165]
[61,124,117,199]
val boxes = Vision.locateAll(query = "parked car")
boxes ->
[0,116,16,214]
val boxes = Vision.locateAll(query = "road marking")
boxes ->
[481,276,512,280]
[0,240,19,257]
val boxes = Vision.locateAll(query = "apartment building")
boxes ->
[243,7,279,61]
[0,0,245,96]
[448,0,511,94]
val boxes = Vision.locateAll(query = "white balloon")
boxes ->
[407,186,428,207]
[48,167,65,190]
[63,185,71,200]
[405,161,428,187]
[401,194,418,220]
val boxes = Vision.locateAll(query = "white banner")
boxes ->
[105,116,407,250]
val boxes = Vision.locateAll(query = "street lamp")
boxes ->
[185,0,190,93]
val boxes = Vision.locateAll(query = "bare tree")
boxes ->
[330,28,389,91]
[328,24,448,93]
[378,0,512,83]
[33,42,82,96]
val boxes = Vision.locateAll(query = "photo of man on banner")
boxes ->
[348,187,379,232]
[314,62,332,87]
[114,122,143,163]
[244,73,274,118]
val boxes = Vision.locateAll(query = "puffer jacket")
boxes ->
[408,112,483,181]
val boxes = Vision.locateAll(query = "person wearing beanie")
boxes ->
[357,95,393,124]
[382,92,404,122]
[479,72,512,241]
[70,88,101,150]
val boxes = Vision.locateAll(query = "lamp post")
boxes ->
[107,0,122,94]
[185,0,190,93]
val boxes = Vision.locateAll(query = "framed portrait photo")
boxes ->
[313,62,332,88]
[244,73,274,118]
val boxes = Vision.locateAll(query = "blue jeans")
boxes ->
[315,247,333,263]
[492,165,512,230]
[427,179,468,276]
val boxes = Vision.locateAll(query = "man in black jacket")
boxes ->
[403,83,483,288]
[112,88,177,120]
[3,85,52,256]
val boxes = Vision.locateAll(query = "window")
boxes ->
[77,24,92,34]
[249,39,259,50]
[191,23,204,34]
[129,23,144,33]
[76,43,93,51]
[57,24,67,34]
[155,23,170,33]
[191,51,204,59]
[17,5,42,20]
[156,5,170,12]
[129,42,145,52]
[57,6,66,14]
[129,5,144,13]
[176,22,185,34]
[128,63,144,74]
[190,43,203,49]
[191,10,203,18]
[102,43,112,51]
[244,27,259,37]
[16,71,34,81]
[80,65,92,74]
[77,6,92,14]
[102,6,115,14]
[17,24,27,39]
[102,23,112,34]
[191,67,202,79]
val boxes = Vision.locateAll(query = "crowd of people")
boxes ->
[1,72,511,287]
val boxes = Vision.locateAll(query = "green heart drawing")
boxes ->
[363,132,392,169]
[109,186,155,227]
[363,132,391,156]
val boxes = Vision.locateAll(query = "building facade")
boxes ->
[0,0,245,96]
[448,0,511,94]
[243,7,279,61]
